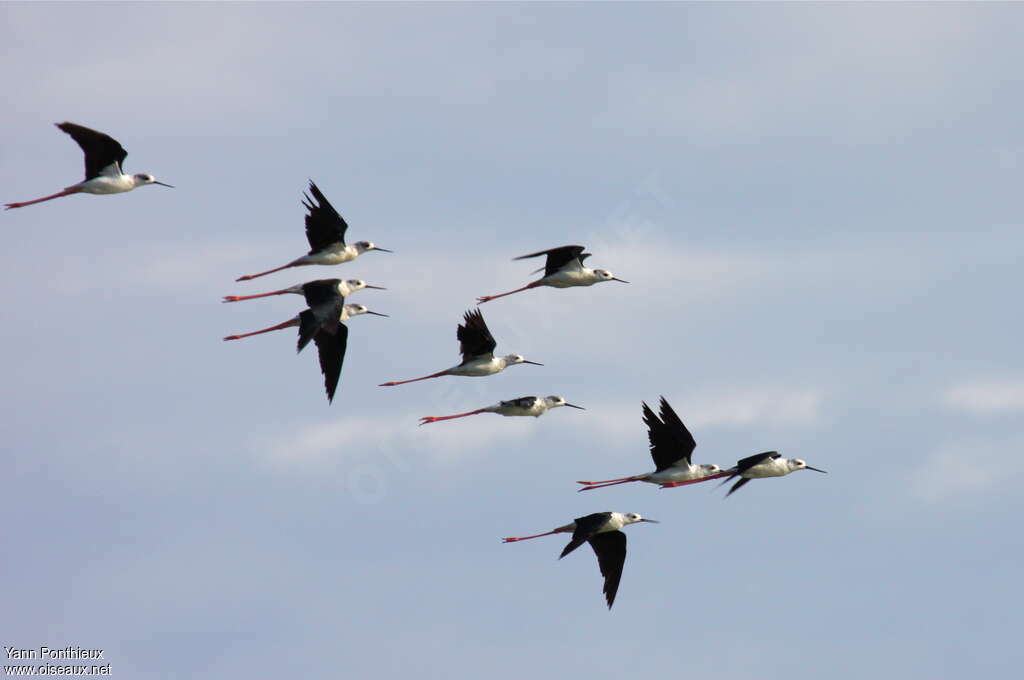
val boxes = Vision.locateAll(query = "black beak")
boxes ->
[805,466,827,473]
[612,277,629,283]
[564,403,585,410]
[374,247,394,253]
[364,285,387,290]
[640,519,660,524]
[366,311,389,317]
[154,181,174,188]
[522,360,544,366]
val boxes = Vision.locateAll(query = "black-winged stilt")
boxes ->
[503,511,658,609]
[419,395,584,425]
[379,309,541,387]
[663,451,827,496]
[477,245,628,303]
[222,278,385,303]
[223,280,387,401]
[5,122,172,210]
[577,397,729,491]
[235,181,391,282]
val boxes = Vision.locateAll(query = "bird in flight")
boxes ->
[503,511,658,609]
[5,122,172,209]
[477,245,627,303]
[235,181,391,281]
[379,309,541,386]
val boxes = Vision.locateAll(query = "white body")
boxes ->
[283,280,374,298]
[71,173,145,195]
[447,356,517,377]
[486,396,574,417]
[294,243,363,266]
[542,267,606,288]
[741,457,804,479]
[638,463,723,485]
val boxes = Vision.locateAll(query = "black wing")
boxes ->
[297,297,345,353]
[725,477,752,497]
[457,309,496,362]
[500,396,538,410]
[642,401,691,471]
[313,322,349,403]
[302,279,343,309]
[303,181,349,253]
[734,451,780,475]
[560,512,612,559]
[588,531,627,609]
[656,397,697,465]
[514,245,587,277]
[56,122,127,180]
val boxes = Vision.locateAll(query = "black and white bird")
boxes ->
[222,278,385,303]
[701,451,827,497]
[419,395,584,425]
[379,309,541,386]
[578,397,729,491]
[477,245,628,303]
[223,280,387,401]
[236,181,391,281]
[502,512,658,609]
[5,122,172,209]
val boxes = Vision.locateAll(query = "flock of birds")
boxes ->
[7,122,828,609]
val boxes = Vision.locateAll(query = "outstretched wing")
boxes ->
[312,322,349,403]
[297,292,345,353]
[514,245,587,277]
[56,122,127,180]
[302,279,343,309]
[457,309,496,361]
[642,401,690,471]
[734,451,780,475]
[724,477,752,497]
[303,181,349,253]
[588,531,627,609]
[560,512,611,559]
[657,397,697,465]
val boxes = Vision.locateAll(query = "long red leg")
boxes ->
[223,317,298,341]
[236,263,298,282]
[502,526,573,543]
[659,471,733,489]
[477,281,542,304]
[576,476,645,492]
[222,288,292,302]
[419,409,487,425]
[379,370,451,387]
[5,188,78,210]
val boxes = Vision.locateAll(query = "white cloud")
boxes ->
[942,380,1024,415]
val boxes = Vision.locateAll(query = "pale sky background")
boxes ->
[3,2,1023,678]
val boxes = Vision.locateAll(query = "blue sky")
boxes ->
[3,3,1023,678]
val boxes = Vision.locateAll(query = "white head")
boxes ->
[544,395,585,410]
[354,241,393,254]
[338,279,387,296]
[502,354,544,367]
[342,304,388,320]
[621,512,659,526]
[593,269,629,284]
[132,173,174,188]
[788,458,827,474]
[698,463,723,476]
